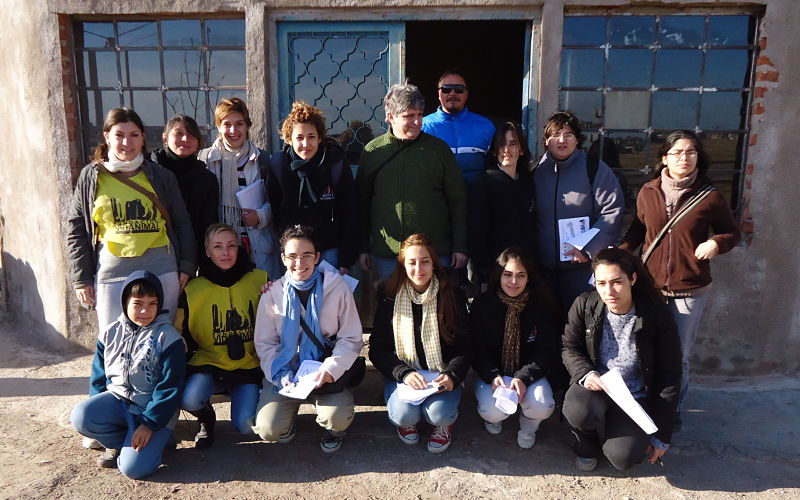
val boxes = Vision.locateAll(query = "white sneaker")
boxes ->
[576,456,598,471]
[517,430,536,449]
[82,437,102,450]
[483,420,503,435]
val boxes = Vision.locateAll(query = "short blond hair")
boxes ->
[214,97,252,128]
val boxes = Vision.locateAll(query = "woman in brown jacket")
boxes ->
[620,130,739,429]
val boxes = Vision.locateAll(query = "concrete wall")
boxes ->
[1,0,798,372]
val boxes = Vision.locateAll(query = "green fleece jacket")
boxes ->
[356,131,467,259]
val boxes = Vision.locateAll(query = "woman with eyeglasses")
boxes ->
[469,122,536,288]
[252,225,363,453]
[620,130,739,430]
[532,111,624,315]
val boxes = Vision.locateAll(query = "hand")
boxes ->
[450,252,469,269]
[491,375,507,391]
[694,239,719,260]
[646,444,667,464]
[178,272,191,292]
[402,371,427,390]
[433,373,455,392]
[76,285,96,308]
[259,280,277,295]
[338,267,350,275]
[583,372,606,392]
[241,208,259,227]
[359,253,372,272]
[564,247,589,263]
[509,378,527,400]
[131,424,153,452]
[313,370,334,388]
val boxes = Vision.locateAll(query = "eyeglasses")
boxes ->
[666,150,698,158]
[282,252,316,263]
[438,86,466,94]
[548,133,576,141]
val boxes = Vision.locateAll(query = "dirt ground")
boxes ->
[1,320,798,500]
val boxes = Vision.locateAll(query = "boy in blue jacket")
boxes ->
[71,270,186,479]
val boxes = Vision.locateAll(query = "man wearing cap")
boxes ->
[422,70,496,188]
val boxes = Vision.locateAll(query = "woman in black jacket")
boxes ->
[562,248,681,472]
[470,248,560,448]
[369,233,471,454]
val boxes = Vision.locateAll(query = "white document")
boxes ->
[600,368,658,434]
[396,370,441,405]
[318,260,359,292]
[235,179,265,210]
[492,376,519,414]
[278,359,323,400]
[566,227,600,252]
[558,216,591,261]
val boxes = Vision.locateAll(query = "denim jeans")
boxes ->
[383,378,461,427]
[71,391,175,479]
[666,287,712,411]
[181,372,260,434]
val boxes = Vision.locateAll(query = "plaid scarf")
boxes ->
[496,289,529,376]
[392,276,446,372]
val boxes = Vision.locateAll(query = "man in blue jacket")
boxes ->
[422,70,496,188]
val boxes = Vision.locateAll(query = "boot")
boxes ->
[189,405,216,449]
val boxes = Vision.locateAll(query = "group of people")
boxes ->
[67,68,740,479]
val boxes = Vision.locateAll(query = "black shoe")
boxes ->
[672,413,682,433]
[96,448,120,468]
[320,430,343,453]
[190,405,216,449]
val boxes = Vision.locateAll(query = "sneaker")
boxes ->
[484,420,502,435]
[427,425,453,454]
[320,430,343,453]
[82,437,103,450]
[517,430,536,449]
[277,421,296,444]
[396,425,419,445]
[96,448,120,468]
[575,456,598,472]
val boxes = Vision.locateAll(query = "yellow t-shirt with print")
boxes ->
[92,171,170,257]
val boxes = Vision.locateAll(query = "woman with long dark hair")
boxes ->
[369,233,471,454]
[562,248,681,471]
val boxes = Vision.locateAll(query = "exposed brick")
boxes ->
[746,163,754,174]
[756,70,779,82]
[752,103,765,115]
[749,134,758,146]
[741,220,754,235]
[756,55,774,67]
[746,179,752,190]
[754,87,768,99]
[759,36,767,50]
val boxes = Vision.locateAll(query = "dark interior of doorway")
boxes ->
[405,21,527,129]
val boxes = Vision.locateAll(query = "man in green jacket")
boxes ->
[356,82,468,282]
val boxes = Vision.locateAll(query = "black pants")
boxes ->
[562,383,649,471]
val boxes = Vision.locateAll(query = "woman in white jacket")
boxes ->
[252,225,363,453]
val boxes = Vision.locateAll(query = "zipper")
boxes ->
[553,162,560,269]
[122,324,136,400]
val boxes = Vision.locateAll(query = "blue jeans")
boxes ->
[383,378,461,427]
[71,391,174,479]
[181,372,260,434]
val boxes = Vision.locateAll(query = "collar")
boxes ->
[436,106,470,122]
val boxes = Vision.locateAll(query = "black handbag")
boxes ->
[299,317,366,395]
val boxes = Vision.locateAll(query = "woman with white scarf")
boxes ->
[369,233,471,454]
[253,225,363,453]
[199,97,280,279]
[67,107,196,336]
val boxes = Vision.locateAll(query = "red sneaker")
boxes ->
[427,425,453,453]
[396,425,419,445]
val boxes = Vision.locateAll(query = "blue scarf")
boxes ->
[270,267,327,383]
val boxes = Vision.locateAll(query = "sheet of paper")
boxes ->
[558,216,591,261]
[396,370,441,405]
[318,259,359,292]
[492,376,519,414]
[235,179,265,210]
[566,227,600,252]
[600,368,658,434]
[278,359,323,400]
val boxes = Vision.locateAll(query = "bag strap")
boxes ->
[641,185,716,264]
[368,140,415,188]
[299,316,333,357]
[98,164,172,227]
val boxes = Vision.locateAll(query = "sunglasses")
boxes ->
[439,86,466,94]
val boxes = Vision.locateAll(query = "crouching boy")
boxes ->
[71,270,186,479]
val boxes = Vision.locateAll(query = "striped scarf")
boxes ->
[496,289,529,376]
[392,276,446,372]
[217,138,254,236]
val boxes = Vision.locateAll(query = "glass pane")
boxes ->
[165,90,208,127]
[118,22,158,47]
[659,16,705,47]
[120,51,161,87]
[206,19,246,46]
[164,50,205,87]
[208,50,246,87]
[599,133,648,169]
[563,16,606,46]
[77,22,116,48]
[652,92,698,130]
[124,90,164,128]
[608,49,652,87]
[605,91,649,129]
[84,90,123,126]
[700,92,746,130]
[609,16,655,46]
[704,50,750,88]
[655,49,701,88]
[161,20,202,47]
[708,16,752,46]
[560,49,604,87]
[80,51,119,87]
[705,169,739,210]
[701,132,741,170]
[558,91,603,129]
